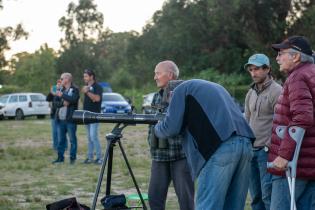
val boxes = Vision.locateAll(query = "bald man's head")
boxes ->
[154,60,180,88]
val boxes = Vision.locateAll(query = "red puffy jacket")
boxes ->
[268,63,315,179]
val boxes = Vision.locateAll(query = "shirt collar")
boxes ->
[250,78,272,94]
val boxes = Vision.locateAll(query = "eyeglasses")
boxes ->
[277,50,296,57]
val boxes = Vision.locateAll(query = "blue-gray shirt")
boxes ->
[154,79,255,179]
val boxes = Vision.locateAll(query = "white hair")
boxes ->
[61,72,73,82]
[157,60,180,79]
[289,49,314,63]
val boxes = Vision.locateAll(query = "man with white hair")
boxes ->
[268,35,315,209]
[52,72,80,164]
[147,60,194,210]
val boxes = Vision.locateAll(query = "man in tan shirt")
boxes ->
[244,53,282,210]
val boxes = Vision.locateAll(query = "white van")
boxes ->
[0,93,50,120]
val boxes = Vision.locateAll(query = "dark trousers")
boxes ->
[148,158,195,210]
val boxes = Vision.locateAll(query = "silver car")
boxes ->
[141,92,155,114]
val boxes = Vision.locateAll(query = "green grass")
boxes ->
[0,118,252,210]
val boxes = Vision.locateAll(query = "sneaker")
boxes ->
[70,159,76,164]
[94,159,102,165]
[83,158,93,164]
[52,158,64,164]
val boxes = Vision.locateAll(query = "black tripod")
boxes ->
[91,123,148,210]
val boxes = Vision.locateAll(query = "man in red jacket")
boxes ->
[268,35,315,209]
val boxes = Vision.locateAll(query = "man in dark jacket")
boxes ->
[46,79,62,151]
[154,79,255,210]
[268,35,315,210]
[52,73,80,164]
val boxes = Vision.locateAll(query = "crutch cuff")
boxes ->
[278,128,297,161]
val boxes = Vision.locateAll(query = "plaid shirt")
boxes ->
[147,90,186,162]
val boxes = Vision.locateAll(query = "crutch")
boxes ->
[267,125,305,210]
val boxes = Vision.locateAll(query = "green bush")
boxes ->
[0,85,25,95]
[183,68,250,102]
[119,84,156,113]
[190,68,250,86]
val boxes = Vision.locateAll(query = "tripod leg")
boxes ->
[91,139,113,210]
[118,140,148,210]
[106,144,114,196]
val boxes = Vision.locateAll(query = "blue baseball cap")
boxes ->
[244,54,270,69]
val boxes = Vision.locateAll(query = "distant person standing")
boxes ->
[46,79,62,151]
[244,54,282,210]
[82,69,103,164]
[52,73,80,164]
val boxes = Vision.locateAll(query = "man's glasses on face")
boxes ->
[277,50,296,57]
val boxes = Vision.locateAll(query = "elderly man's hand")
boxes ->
[56,91,63,97]
[273,156,289,171]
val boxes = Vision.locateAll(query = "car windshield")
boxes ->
[147,94,154,101]
[102,94,125,102]
[0,95,9,103]
[30,94,46,102]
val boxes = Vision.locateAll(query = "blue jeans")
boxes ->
[51,118,59,150]
[249,149,272,210]
[85,123,102,160]
[196,135,253,210]
[57,120,77,160]
[270,175,315,210]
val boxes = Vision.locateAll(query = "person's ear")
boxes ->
[292,53,301,63]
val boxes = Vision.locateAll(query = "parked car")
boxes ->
[0,93,50,120]
[101,92,132,114]
[141,92,155,114]
[98,82,112,93]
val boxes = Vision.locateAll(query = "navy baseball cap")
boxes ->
[271,35,313,56]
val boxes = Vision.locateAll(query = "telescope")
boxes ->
[72,110,164,125]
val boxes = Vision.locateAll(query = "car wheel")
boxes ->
[37,115,45,119]
[15,109,24,120]
[0,115,3,120]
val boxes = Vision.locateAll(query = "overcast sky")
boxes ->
[0,0,166,58]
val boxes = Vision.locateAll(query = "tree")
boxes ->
[288,3,315,45]
[125,0,315,84]
[56,42,99,85]
[0,0,28,69]
[58,0,104,48]
[57,0,111,85]
[11,45,57,92]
